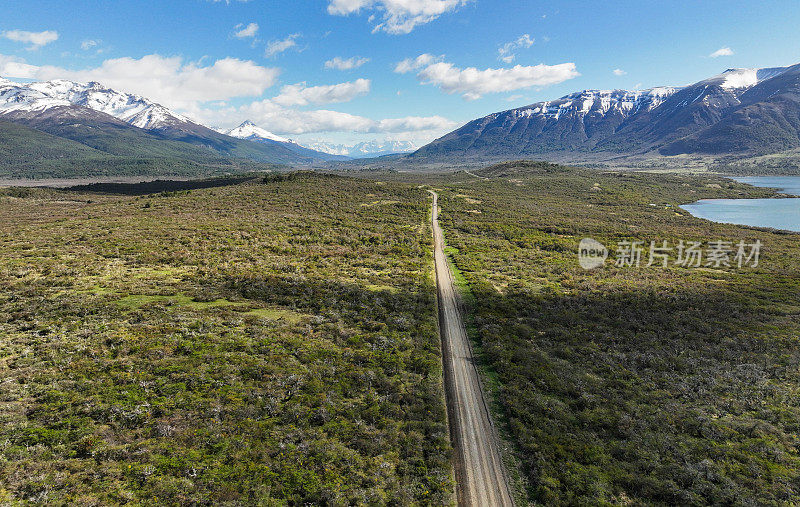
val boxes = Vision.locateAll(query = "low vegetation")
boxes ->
[432,162,800,504]
[4,161,798,505]
[0,173,452,504]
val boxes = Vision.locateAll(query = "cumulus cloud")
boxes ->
[0,53,280,111]
[398,55,579,100]
[327,0,469,34]
[2,29,58,50]
[0,55,40,78]
[709,46,734,58]
[273,79,371,106]
[266,34,300,57]
[233,23,259,38]
[251,108,453,135]
[613,68,627,76]
[0,50,456,141]
[80,39,99,51]
[497,34,533,63]
[394,53,441,74]
[325,56,370,70]
[188,93,457,136]
[376,115,455,132]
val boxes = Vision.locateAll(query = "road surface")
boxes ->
[429,190,514,506]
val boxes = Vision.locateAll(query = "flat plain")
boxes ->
[2,163,799,505]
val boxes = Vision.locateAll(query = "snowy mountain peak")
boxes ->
[513,86,681,121]
[303,139,418,158]
[706,66,789,90]
[0,78,189,130]
[508,65,794,123]
[225,121,291,144]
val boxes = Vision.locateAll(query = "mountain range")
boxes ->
[218,122,417,159]
[4,63,800,178]
[0,79,340,177]
[302,139,418,158]
[411,63,800,166]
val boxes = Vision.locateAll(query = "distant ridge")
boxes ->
[222,121,349,162]
[412,64,800,164]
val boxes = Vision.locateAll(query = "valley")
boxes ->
[3,5,800,503]
[2,164,798,505]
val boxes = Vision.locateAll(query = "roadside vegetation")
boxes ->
[0,173,452,504]
[432,161,800,504]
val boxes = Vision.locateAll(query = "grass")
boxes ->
[242,307,306,323]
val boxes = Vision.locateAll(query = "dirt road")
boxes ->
[430,191,514,506]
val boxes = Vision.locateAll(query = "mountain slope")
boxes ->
[412,64,800,163]
[0,79,189,129]
[0,119,108,163]
[660,64,800,155]
[0,78,322,169]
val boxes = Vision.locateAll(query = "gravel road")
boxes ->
[430,190,514,506]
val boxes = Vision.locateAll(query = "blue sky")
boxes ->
[2,0,800,148]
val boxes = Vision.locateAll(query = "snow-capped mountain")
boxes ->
[223,120,292,144]
[222,120,349,162]
[512,87,679,122]
[0,78,343,168]
[0,79,189,129]
[304,139,418,158]
[699,67,789,90]
[414,64,800,161]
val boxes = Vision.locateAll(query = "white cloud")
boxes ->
[80,40,99,51]
[0,55,40,78]
[0,50,456,143]
[613,68,627,76]
[191,95,457,136]
[327,0,469,34]
[709,46,734,58]
[0,53,280,111]
[234,23,259,38]
[273,79,371,106]
[394,53,441,74]
[2,30,59,50]
[259,109,454,135]
[266,34,300,57]
[498,34,534,63]
[376,115,454,132]
[325,56,370,70]
[403,57,579,100]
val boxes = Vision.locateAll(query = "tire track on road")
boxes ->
[430,190,514,506]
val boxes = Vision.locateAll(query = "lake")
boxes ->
[680,176,800,232]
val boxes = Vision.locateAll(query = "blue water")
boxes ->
[680,176,800,232]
